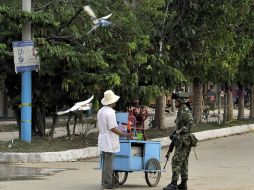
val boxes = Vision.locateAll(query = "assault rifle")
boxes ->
[163,128,184,169]
[163,140,175,169]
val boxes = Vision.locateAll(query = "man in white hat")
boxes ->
[97,90,133,189]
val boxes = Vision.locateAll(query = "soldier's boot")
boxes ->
[178,180,187,190]
[163,180,178,190]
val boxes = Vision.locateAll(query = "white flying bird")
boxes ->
[78,103,92,111]
[83,5,112,34]
[57,95,94,115]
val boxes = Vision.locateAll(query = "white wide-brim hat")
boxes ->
[101,90,120,106]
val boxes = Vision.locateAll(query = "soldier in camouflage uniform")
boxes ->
[163,91,194,190]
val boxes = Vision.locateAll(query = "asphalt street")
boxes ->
[0,132,253,190]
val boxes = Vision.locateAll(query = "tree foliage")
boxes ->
[162,0,253,83]
[0,0,183,120]
[1,0,254,130]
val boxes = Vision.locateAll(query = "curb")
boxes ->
[152,124,254,147]
[0,124,254,163]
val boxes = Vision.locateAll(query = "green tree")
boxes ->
[235,2,254,119]
[1,0,184,136]
[162,0,253,122]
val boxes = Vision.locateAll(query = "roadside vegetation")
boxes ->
[1,118,253,153]
[0,1,254,154]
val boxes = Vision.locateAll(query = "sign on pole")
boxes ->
[12,40,40,73]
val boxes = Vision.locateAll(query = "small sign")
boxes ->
[12,41,40,73]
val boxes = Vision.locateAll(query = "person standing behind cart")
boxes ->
[163,91,197,190]
[97,90,133,189]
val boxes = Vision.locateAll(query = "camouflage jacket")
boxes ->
[175,104,194,135]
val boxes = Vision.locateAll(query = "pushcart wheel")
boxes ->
[145,158,161,187]
[114,171,128,185]
[112,171,119,188]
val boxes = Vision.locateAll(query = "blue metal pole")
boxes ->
[21,0,32,143]
[21,71,32,142]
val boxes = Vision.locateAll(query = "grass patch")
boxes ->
[0,116,96,132]
[145,128,174,139]
[0,133,98,153]
[0,124,19,132]
[193,119,254,133]
[0,119,253,153]
[145,119,254,139]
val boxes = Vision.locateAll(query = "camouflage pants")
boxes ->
[171,145,191,181]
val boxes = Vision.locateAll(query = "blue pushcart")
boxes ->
[100,112,162,187]
[101,139,162,187]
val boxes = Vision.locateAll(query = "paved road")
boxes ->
[1,132,253,190]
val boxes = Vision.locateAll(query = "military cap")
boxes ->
[171,91,189,103]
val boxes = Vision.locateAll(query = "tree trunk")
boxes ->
[171,99,175,112]
[154,95,166,129]
[250,85,254,119]
[227,84,233,121]
[223,93,228,124]
[217,92,221,125]
[203,83,208,95]
[72,114,78,135]
[66,114,72,137]
[171,90,175,112]
[13,105,21,139]
[3,92,8,117]
[237,83,244,120]
[193,80,203,123]
[49,113,58,137]
[32,105,46,136]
